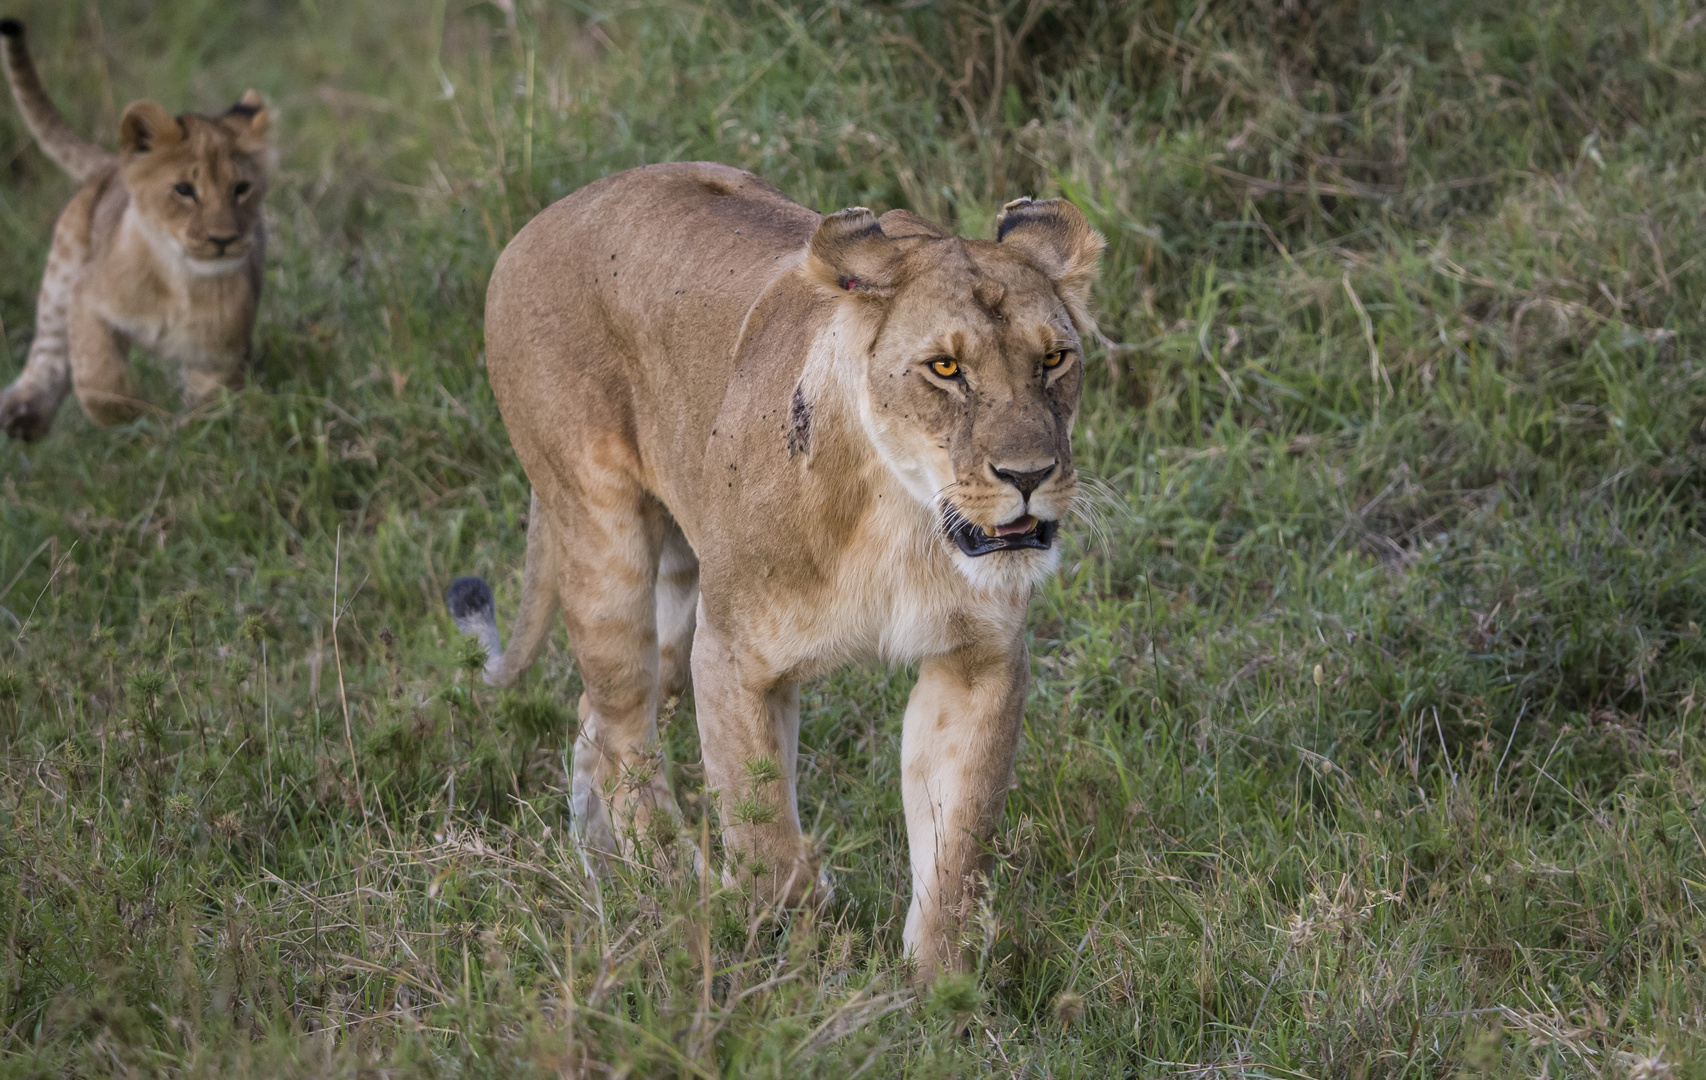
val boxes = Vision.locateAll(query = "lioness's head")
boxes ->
[805,198,1103,589]
[118,91,270,273]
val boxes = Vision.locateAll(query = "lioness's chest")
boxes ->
[753,508,1024,679]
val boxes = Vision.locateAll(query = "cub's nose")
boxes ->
[990,460,1056,499]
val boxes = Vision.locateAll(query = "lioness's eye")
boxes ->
[930,357,960,379]
[173,182,196,198]
[234,181,251,197]
[1043,349,1071,369]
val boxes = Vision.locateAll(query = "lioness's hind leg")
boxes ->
[554,486,683,863]
[656,520,698,701]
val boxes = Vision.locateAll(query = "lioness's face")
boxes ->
[863,240,1082,585]
[807,199,1103,589]
[119,95,270,273]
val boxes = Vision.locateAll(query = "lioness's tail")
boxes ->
[444,492,561,687]
[0,20,114,181]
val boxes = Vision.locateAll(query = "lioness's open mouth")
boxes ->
[947,513,1059,556]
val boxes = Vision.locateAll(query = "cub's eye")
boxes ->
[233,181,252,197]
[1043,349,1072,369]
[930,357,960,379]
[173,182,196,198]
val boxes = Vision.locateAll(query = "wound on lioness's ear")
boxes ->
[804,208,903,299]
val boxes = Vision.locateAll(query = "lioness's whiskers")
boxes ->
[1065,474,1129,563]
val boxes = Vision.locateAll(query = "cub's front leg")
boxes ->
[901,643,1028,983]
[180,349,247,407]
[67,305,142,427]
[175,254,262,409]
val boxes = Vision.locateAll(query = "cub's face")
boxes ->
[118,93,270,273]
[807,200,1103,591]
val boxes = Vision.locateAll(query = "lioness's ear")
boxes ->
[876,208,950,244]
[996,197,1105,333]
[804,208,904,299]
[119,101,181,156]
[222,89,271,152]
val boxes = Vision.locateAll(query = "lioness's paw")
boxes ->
[740,849,830,911]
[0,389,54,441]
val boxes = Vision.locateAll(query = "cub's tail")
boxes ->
[0,19,115,181]
[444,492,562,688]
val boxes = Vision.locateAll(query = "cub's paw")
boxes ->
[0,388,54,442]
[75,390,145,428]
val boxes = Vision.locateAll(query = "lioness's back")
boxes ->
[483,163,822,511]
[486,161,816,353]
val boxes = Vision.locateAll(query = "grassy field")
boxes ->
[1,0,1704,1075]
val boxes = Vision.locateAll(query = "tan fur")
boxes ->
[465,162,1101,981]
[0,20,269,440]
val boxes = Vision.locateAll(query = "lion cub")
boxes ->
[0,18,270,440]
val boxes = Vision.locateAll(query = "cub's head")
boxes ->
[805,198,1104,590]
[118,91,271,273]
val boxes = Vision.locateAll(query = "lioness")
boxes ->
[447,162,1101,980]
[0,19,269,441]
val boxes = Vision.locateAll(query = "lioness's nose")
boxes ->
[991,460,1056,498]
[209,234,239,251]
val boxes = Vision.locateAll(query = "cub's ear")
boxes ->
[222,89,271,151]
[996,197,1105,332]
[119,100,181,156]
[804,208,904,299]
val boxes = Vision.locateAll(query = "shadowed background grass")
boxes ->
[0,0,1703,1075]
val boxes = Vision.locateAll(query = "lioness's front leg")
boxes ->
[902,643,1028,983]
[692,622,821,907]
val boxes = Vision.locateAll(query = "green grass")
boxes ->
[1,0,1704,1075]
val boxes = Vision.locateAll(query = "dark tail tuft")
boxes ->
[446,576,503,682]
[446,576,495,622]
[0,19,22,38]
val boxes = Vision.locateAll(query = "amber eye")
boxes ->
[931,357,960,379]
[1043,349,1071,369]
